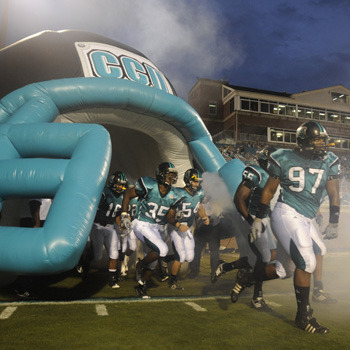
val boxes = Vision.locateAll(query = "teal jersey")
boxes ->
[174,187,205,226]
[242,164,270,217]
[94,186,122,225]
[134,177,182,224]
[129,197,139,220]
[268,149,340,219]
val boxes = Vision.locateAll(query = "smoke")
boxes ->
[5,0,244,101]
[201,172,234,216]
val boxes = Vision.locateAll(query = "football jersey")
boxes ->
[174,187,205,226]
[268,149,340,219]
[94,186,122,225]
[129,196,139,220]
[242,164,270,218]
[134,177,182,224]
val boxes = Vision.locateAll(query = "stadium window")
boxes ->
[229,98,235,114]
[241,98,249,110]
[260,100,269,113]
[334,139,342,148]
[327,111,340,123]
[298,106,312,119]
[270,129,284,142]
[251,99,258,111]
[278,104,286,115]
[342,140,349,149]
[331,92,348,104]
[341,114,350,124]
[209,101,217,115]
[285,104,296,117]
[272,103,279,114]
[312,109,326,121]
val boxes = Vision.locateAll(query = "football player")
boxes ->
[88,171,128,289]
[117,195,139,278]
[167,169,209,290]
[121,162,184,298]
[212,147,278,311]
[251,121,340,333]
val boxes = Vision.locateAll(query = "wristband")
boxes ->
[256,203,269,219]
[246,214,254,226]
[329,206,340,223]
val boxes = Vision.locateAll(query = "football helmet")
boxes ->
[184,168,203,191]
[296,121,329,159]
[156,162,178,186]
[257,146,276,171]
[108,171,128,194]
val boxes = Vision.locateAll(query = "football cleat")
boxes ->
[251,297,272,312]
[295,310,330,334]
[15,289,31,299]
[135,258,145,285]
[211,260,226,284]
[169,280,184,290]
[312,289,337,304]
[134,284,151,299]
[230,268,252,303]
[108,275,120,289]
[157,273,169,282]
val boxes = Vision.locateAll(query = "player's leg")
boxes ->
[271,203,329,333]
[133,220,168,286]
[310,225,337,304]
[105,226,120,289]
[168,228,186,290]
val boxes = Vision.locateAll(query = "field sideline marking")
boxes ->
[95,304,109,316]
[0,306,17,319]
[0,293,292,307]
[185,302,207,312]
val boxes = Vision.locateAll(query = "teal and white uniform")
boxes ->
[132,177,182,257]
[269,149,340,274]
[168,187,205,263]
[234,165,277,267]
[90,186,120,260]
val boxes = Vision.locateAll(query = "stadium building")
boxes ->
[188,78,350,157]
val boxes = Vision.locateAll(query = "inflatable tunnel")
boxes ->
[0,30,244,275]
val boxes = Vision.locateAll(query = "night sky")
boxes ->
[1,0,350,100]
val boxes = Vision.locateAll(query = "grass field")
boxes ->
[1,250,350,350]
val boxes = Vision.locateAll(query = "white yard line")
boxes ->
[95,304,109,316]
[184,301,207,312]
[0,293,293,307]
[0,306,17,319]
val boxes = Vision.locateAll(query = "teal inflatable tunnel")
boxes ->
[0,31,244,274]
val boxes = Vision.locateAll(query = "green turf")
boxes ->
[1,251,349,349]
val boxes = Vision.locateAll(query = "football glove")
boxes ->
[175,210,184,221]
[120,212,131,230]
[322,223,338,240]
[250,218,265,243]
[315,212,323,228]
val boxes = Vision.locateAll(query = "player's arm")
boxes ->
[121,187,137,213]
[234,181,253,225]
[322,177,340,239]
[167,208,189,232]
[197,203,209,225]
[119,187,137,229]
[250,176,280,243]
[258,176,280,216]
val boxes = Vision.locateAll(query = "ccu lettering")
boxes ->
[88,49,169,92]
